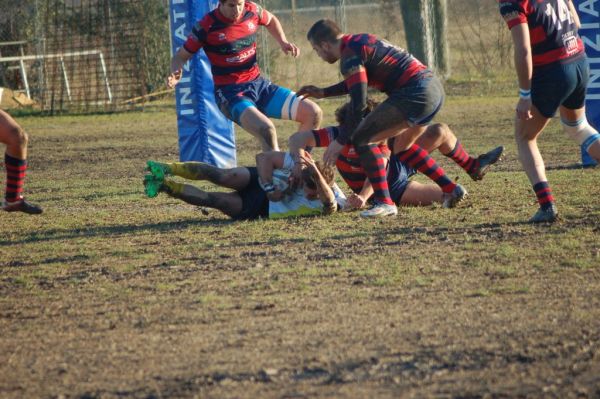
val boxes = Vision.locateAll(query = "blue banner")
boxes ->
[575,0,599,166]
[169,0,236,167]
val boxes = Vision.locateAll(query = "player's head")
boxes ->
[307,19,343,63]
[335,99,379,128]
[219,0,245,21]
[302,161,335,200]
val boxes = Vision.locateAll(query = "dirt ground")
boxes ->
[1,96,599,398]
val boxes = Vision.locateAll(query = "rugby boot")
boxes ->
[529,204,558,223]
[2,199,43,214]
[442,184,468,208]
[469,146,504,181]
[146,160,171,180]
[143,174,163,198]
[360,202,398,217]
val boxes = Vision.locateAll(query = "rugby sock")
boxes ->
[445,141,477,174]
[396,144,457,193]
[169,162,216,181]
[533,181,555,211]
[356,144,394,205]
[162,178,184,196]
[4,153,27,203]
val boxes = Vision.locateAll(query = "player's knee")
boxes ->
[299,100,322,128]
[428,123,448,141]
[562,117,600,150]
[8,127,28,148]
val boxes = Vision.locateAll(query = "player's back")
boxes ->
[499,0,584,67]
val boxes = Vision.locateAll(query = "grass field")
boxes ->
[1,89,599,398]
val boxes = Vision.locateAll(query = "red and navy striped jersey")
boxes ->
[183,1,271,86]
[499,0,584,67]
[338,34,428,141]
[312,126,391,193]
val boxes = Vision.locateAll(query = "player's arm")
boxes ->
[261,10,299,57]
[567,0,581,29]
[167,47,194,88]
[288,130,317,162]
[510,23,533,120]
[297,81,347,99]
[299,153,337,215]
[256,151,286,201]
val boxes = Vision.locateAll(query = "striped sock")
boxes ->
[533,181,554,210]
[396,144,457,193]
[445,141,477,174]
[4,153,27,203]
[356,144,394,205]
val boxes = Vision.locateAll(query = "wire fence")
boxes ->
[0,0,170,114]
[0,0,511,114]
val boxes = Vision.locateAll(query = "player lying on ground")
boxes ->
[289,101,504,209]
[298,19,465,217]
[0,109,42,214]
[143,151,345,220]
[167,0,322,151]
[501,0,600,223]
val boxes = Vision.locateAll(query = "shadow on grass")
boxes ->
[0,218,235,246]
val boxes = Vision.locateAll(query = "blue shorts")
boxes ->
[214,76,302,125]
[532,55,589,118]
[387,156,417,205]
[387,74,445,126]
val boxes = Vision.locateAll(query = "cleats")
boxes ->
[360,202,398,218]
[146,160,171,180]
[469,146,504,181]
[2,199,43,214]
[529,204,558,223]
[442,184,468,208]
[143,174,163,198]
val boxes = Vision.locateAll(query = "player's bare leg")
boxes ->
[294,98,322,132]
[514,105,556,222]
[161,178,243,218]
[147,160,251,191]
[399,181,443,206]
[239,107,279,151]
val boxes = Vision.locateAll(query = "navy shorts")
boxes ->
[232,167,269,221]
[387,156,417,205]
[387,73,445,126]
[214,76,302,125]
[532,55,589,118]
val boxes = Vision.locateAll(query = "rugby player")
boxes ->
[298,19,466,217]
[500,0,600,222]
[0,109,42,214]
[143,152,345,220]
[167,0,322,151]
[289,101,504,209]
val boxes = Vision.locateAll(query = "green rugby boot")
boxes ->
[143,174,163,198]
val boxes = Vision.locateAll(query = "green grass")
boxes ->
[0,91,599,398]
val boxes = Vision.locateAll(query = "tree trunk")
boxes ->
[432,0,450,78]
[399,0,434,67]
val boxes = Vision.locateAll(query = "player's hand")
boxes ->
[280,41,299,57]
[166,69,182,89]
[323,140,343,167]
[297,85,325,99]
[267,189,284,202]
[516,97,532,121]
[344,193,366,210]
[298,151,317,172]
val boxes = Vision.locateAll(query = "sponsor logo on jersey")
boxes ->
[226,48,256,63]
[218,33,227,41]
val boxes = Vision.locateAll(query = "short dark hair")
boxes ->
[302,161,336,189]
[306,19,342,44]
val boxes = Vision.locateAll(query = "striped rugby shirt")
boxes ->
[183,1,271,86]
[499,0,585,67]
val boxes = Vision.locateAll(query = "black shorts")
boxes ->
[387,73,445,126]
[232,167,269,221]
[532,55,589,118]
